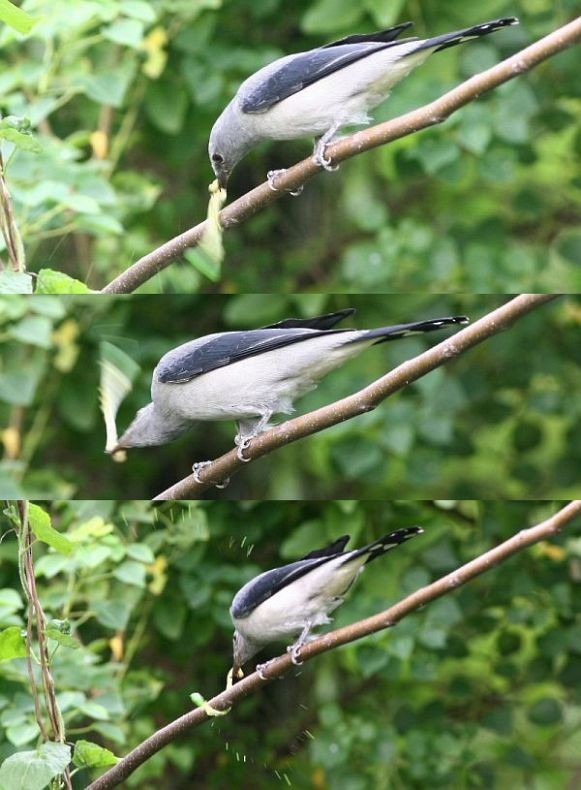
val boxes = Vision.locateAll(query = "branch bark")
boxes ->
[101,18,581,294]
[87,500,581,790]
[153,293,559,500]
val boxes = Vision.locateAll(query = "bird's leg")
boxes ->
[313,121,342,171]
[267,169,304,197]
[287,621,313,666]
[192,460,230,489]
[235,408,273,461]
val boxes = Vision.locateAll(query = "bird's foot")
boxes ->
[267,169,303,196]
[235,437,253,463]
[192,460,211,483]
[256,658,277,680]
[287,644,304,666]
[313,148,339,172]
[192,460,230,489]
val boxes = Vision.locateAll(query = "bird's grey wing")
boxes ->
[156,328,332,384]
[231,555,343,619]
[239,39,409,114]
[322,22,414,48]
[264,308,355,331]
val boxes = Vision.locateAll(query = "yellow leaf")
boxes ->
[90,130,109,160]
[52,319,80,372]
[1,426,20,459]
[142,27,168,79]
[537,542,566,561]
[148,556,168,595]
[110,633,124,661]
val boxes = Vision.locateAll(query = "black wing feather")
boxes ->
[322,22,414,48]
[264,308,355,331]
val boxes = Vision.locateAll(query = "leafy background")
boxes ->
[0,0,579,293]
[0,293,579,500]
[1,500,580,788]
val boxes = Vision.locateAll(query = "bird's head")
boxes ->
[232,629,260,678]
[107,403,189,454]
[208,105,255,188]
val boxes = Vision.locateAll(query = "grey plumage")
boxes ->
[231,527,423,675]
[111,310,468,457]
[209,17,518,185]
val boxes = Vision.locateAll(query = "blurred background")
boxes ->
[1,500,580,788]
[0,0,579,293]
[0,293,579,499]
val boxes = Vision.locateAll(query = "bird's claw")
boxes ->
[267,169,286,191]
[288,645,304,666]
[313,150,339,172]
[256,659,275,680]
[267,169,303,196]
[235,438,252,463]
[192,461,230,489]
[192,461,211,483]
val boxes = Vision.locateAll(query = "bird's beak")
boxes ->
[216,170,229,190]
[230,664,245,684]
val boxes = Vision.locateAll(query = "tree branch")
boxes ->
[153,293,559,500]
[87,500,581,790]
[101,18,581,294]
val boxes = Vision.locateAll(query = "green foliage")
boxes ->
[0,293,579,499]
[0,500,579,787]
[0,1,578,292]
[0,742,71,790]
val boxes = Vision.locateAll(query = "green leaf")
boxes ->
[93,599,133,630]
[0,742,71,790]
[0,0,36,34]
[73,740,119,769]
[8,315,53,349]
[126,543,155,563]
[28,503,74,556]
[35,269,93,294]
[0,272,33,294]
[79,701,110,721]
[0,588,23,611]
[184,248,221,282]
[6,721,40,746]
[103,18,145,48]
[113,560,146,587]
[45,628,79,649]
[0,626,26,661]
[528,698,563,726]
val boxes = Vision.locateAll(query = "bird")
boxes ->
[230,526,423,677]
[208,17,518,187]
[110,309,468,467]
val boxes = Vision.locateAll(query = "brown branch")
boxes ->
[101,17,581,294]
[87,500,581,790]
[153,293,559,500]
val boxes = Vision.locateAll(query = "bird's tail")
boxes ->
[346,315,468,345]
[417,17,518,54]
[344,527,423,566]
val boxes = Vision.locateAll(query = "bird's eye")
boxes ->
[212,153,224,164]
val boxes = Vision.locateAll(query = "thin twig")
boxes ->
[87,500,581,790]
[17,502,73,790]
[153,294,559,500]
[17,502,49,741]
[101,17,581,294]
[0,150,26,272]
